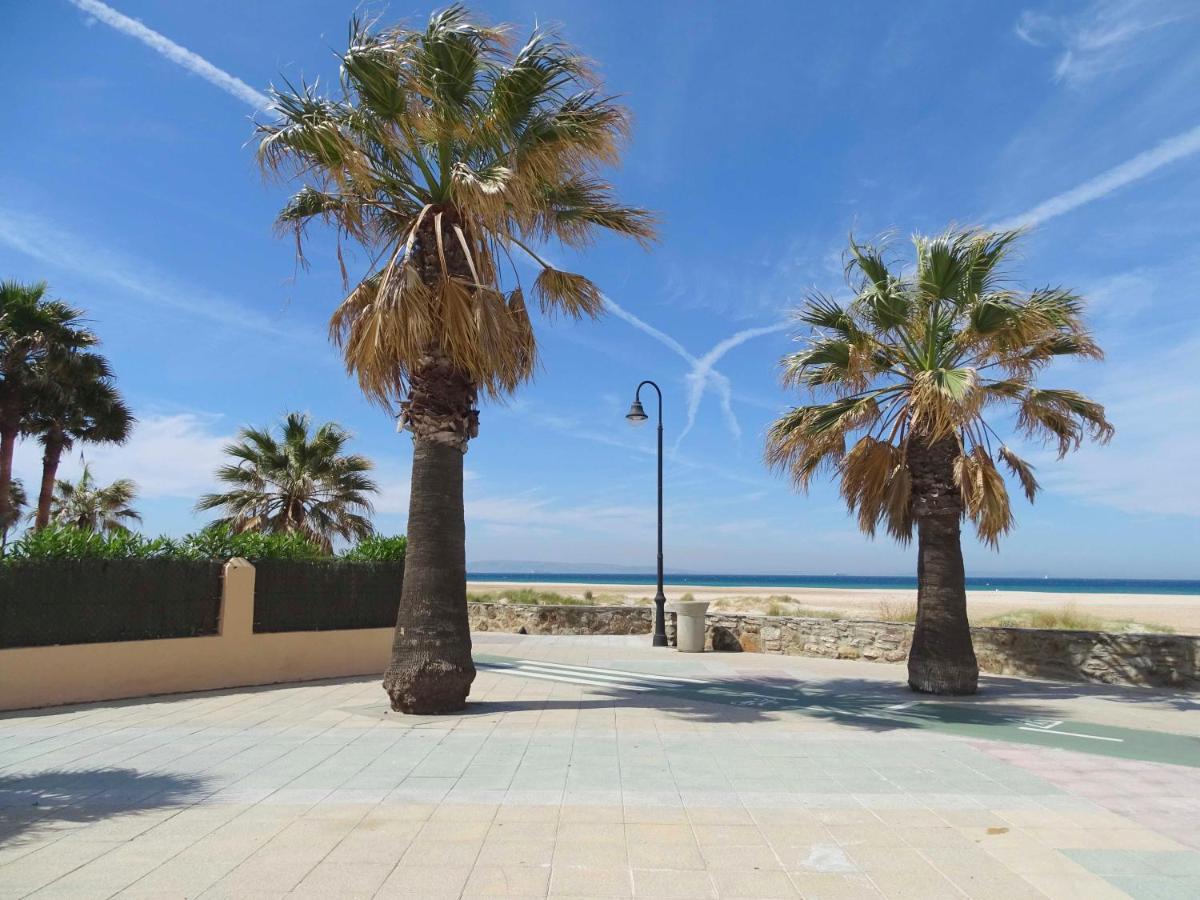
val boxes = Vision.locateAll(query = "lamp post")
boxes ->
[626,380,668,647]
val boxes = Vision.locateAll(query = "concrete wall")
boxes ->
[0,559,393,712]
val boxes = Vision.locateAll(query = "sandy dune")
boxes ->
[467,580,1200,635]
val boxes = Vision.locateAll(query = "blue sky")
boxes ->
[2,0,1199,578]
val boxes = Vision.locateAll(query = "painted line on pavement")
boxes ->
[1019,725,1123,742]
[509,659,710,684]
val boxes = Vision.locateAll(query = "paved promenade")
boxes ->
[1,633,1198,898]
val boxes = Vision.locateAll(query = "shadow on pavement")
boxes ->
[0,768,210,849]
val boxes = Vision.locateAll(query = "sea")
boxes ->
[467,573,1200,597]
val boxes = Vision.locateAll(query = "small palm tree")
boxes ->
[48,464,141,535]
[26,351,134,530]
[256,5,653,712]
[767,228,1112,695]
[196,413,378,553]
[0,280,97,526]
[1,479,26,553]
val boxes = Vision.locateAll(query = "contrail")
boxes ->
[994,122,1200,230]
[603,296,784,447]
[66,0,270,110]
[677,321,790,448]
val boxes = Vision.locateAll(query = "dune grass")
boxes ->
[980,606,1175,634]
[467,588,642,606]
[876,600,918,623]
[467,588,590,606]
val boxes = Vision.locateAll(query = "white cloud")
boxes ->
[13,412,231,501]
[67,0,270,110]
[0,205,312,341]
[992,123,1200,231]
[1014,1,1194,85]
[1030,330,1200,518]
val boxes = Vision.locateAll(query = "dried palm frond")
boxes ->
[767,227,1112,550]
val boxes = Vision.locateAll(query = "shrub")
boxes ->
[178,524,324,561]
[340,534,407,562]
[4,525,181,561]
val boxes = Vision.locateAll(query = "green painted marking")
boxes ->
[476,654,1200,768]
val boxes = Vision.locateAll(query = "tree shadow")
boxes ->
[0,768,211,849]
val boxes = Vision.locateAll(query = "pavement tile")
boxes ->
[462,864,552,897]
[708,867,799,898]
[2,636,1197,900]
[548,865,633,897]
[631,867,716,898]
[787,871,883,898]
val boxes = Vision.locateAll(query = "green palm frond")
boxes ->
[256,6,654,406]
[196,413,379,553]
[767,227,1112,547]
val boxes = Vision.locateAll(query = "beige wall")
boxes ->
[0,559,393,712]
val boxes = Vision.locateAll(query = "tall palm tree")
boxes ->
[48,464,141,535]
[196,413,378,554]
[0,280,96,526]
[766,228,1112,695]
[26,351,134,530]
[255,6,654,712]
[1,479,26,554]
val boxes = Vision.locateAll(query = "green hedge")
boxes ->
[2,525,406,563]
[252,560,403,633]
[0,559,223,649]
[0,527,407,647]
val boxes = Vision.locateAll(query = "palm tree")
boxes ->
[196,413,378,554]
[255,6,654,712]
[26,351,134,530]
[0,280,96,526]
[48,464,141,534]
[766,228,1112,695]
[1,479,26,554]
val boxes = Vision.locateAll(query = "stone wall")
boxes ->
[467,602,1199,690]
[468,602,660,637]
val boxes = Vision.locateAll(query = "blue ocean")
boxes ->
[467,573,1200,596]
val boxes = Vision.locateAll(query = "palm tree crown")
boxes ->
[196,413,378,552]
[48,464,141,535]
[767,227,1114,547]
[0,280,97,525]
[1,478,26,552]
[255,4,655,409]
[26,350,134,530]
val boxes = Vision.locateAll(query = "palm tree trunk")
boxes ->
[383,210,479,714]
[35,435,64,530]
[906,436,978,695]
[383,354,478,713]
[0,420,17,527]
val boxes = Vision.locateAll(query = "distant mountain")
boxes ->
[468,560,682,575]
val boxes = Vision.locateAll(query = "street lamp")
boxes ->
[626,380,668,647]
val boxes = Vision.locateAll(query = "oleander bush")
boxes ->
[1,524,405,563]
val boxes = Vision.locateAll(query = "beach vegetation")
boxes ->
[0,280,99,532]
[26,348,132,531]
[255,5,653,713]
[46,464,141,535]
[196,413,377,555]
[980,606,1174,634]
[767,228,1112,695]
[1,479,25,554]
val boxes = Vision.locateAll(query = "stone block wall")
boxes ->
[467,602,1199,690]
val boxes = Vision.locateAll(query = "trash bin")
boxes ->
[667,600,710,652]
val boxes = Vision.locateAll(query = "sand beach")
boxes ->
[467,580,1200,634]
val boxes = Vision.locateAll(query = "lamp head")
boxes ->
[625,399,648,426]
